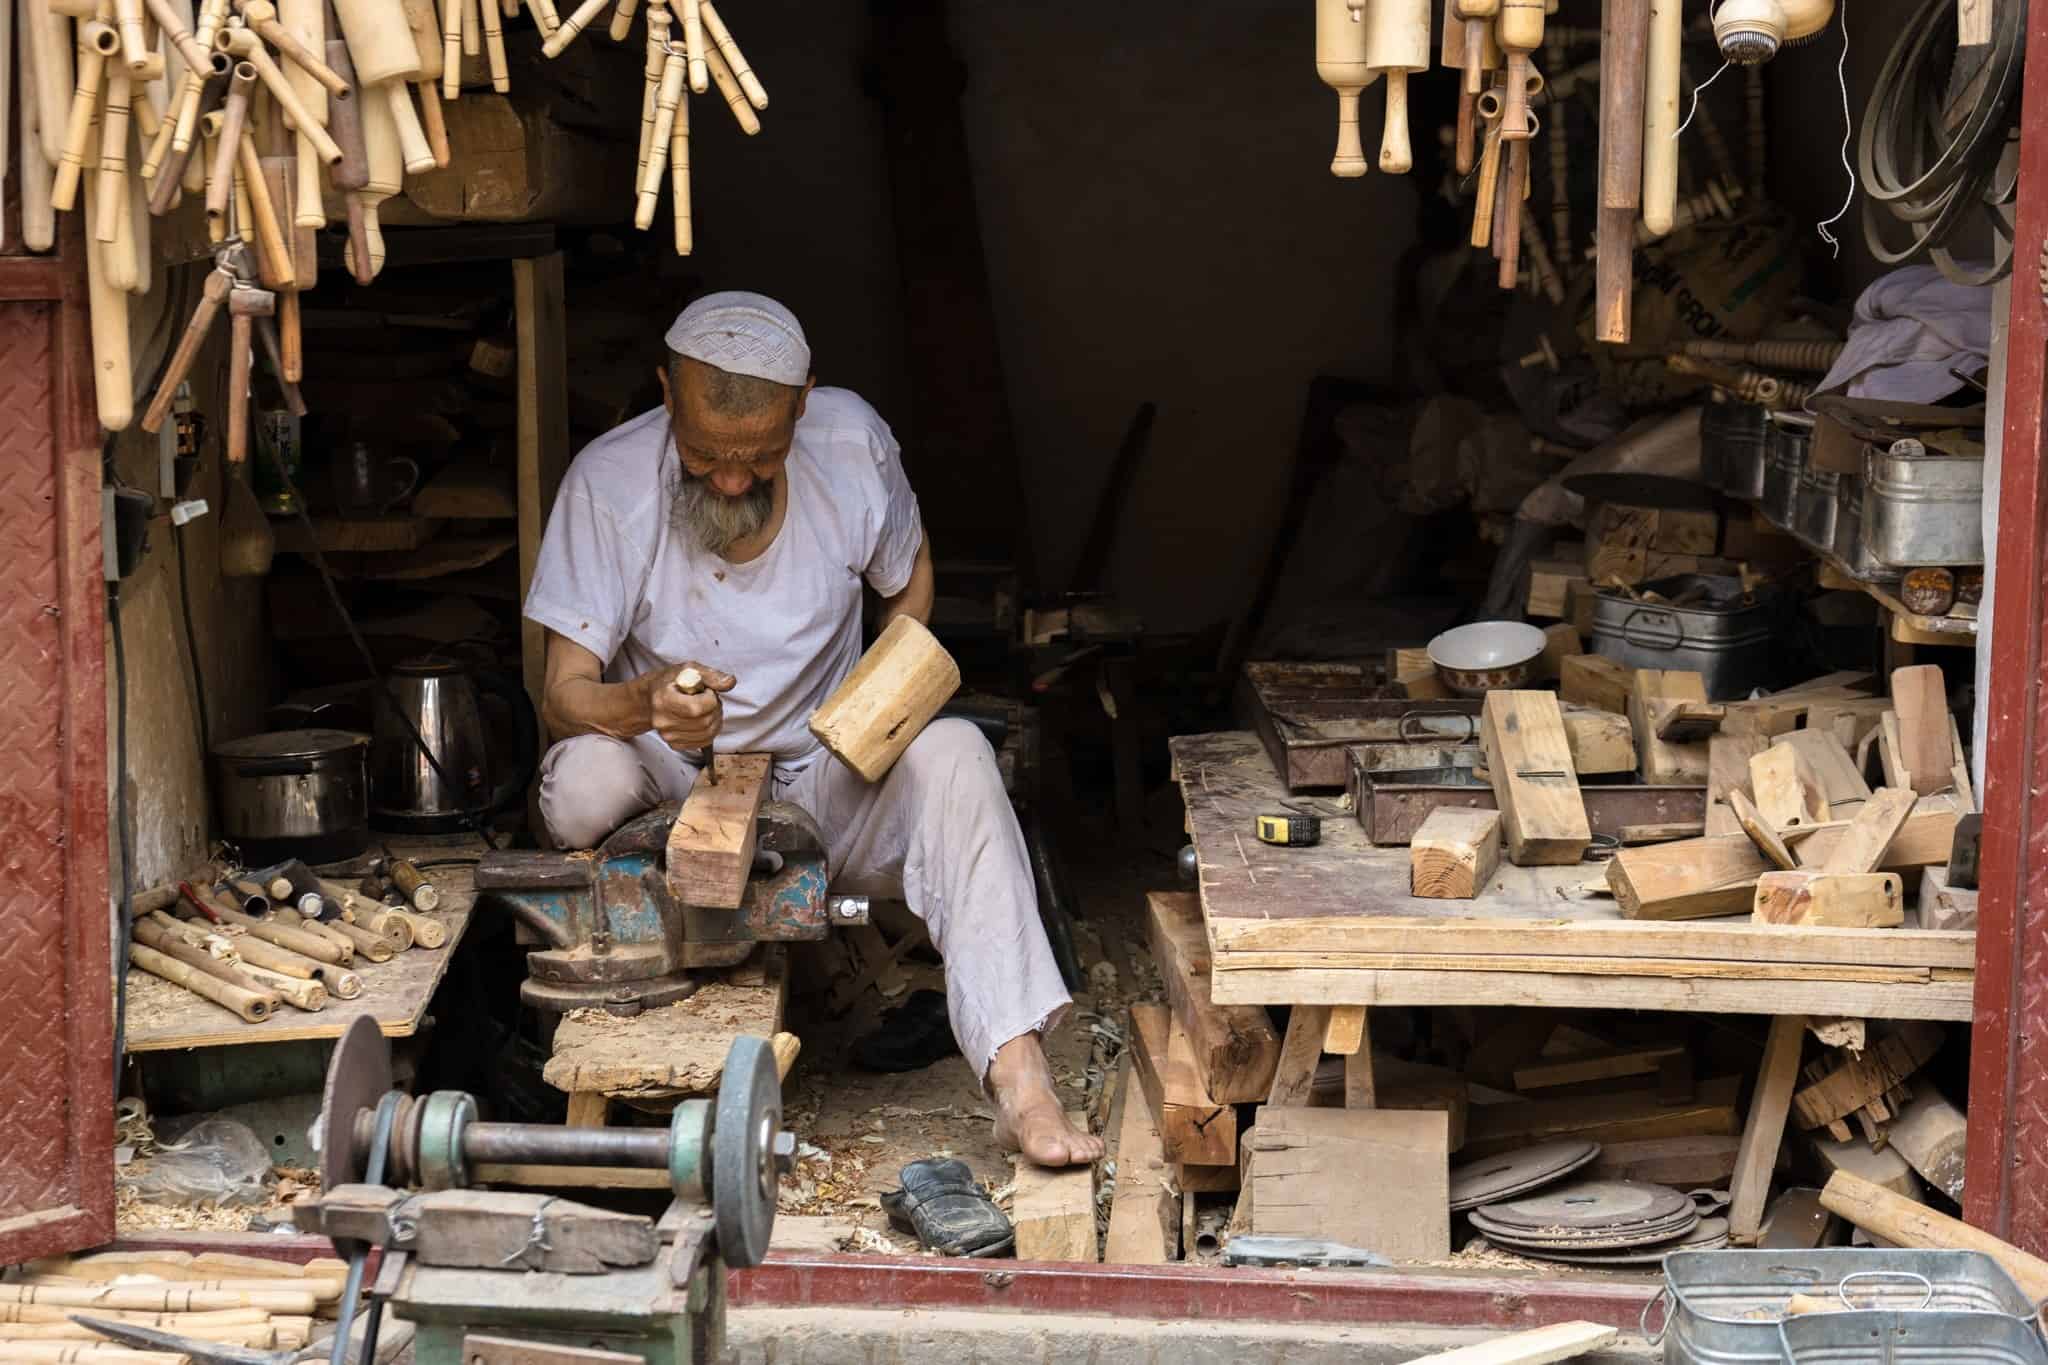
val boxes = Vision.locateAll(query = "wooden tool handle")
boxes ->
[82,230,132,431]
[144,0,215,72]
[133,918,285,1007]
[1378,69,1412,173]
[440,0,461,95]
[681,0,705,91]
[1455,86,1476,174]
[323,33,368,187]
[635,44,687,226]
[237,963,328,1009]
[95,73,135,246]
[698,0,764,109]
[477,0,508,90]
[1499,135,1528,288]
[237,135,293,287]
[1640,0,1682,235]
[670,88,691,255]
[1330,89,1367,177]
[204,62,254,220]
[1469,103,1503,248]
[415,79,448,166]
[539,0,607,57]
[244,3,350,94]
[1502,51,1533,140]
[218,32,345,163]
[256,310,306,409]
[341,899,415,949]
[385,906,446,948]
[140,272,227,431]
[129,942,272,1021]
[226,312,252,465]
[325,917,394,962]
[53,24,116,212]
[383,80,434,173]
[116,0,151,69]
[209,900,347,964]
[701,39,757,133]
[388,859,441,911]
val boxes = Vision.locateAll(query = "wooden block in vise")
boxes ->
[1481,690,1590,865]
[809,616,961,782]
[666,752,770,908]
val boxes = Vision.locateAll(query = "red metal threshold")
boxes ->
[110,1233,1656,1330]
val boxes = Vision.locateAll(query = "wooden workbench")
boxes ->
[1172,732,1974,1021]
[124,846,484,1053]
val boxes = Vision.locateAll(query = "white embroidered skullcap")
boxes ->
[664,291,811,386]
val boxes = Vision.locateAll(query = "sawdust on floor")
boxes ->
[114,1165,319,1234]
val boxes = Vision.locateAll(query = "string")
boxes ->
[1815,0,1855,255]
[1675,58,1732,137]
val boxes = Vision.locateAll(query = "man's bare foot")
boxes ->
[988,1034,1105,1168]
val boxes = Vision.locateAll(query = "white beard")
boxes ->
[671,466,775,557]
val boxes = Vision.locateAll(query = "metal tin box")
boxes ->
[1702,401,1770,499]
[1762,417,1811,530]
[1650,1249,2034,1365]
[1591,574,1775,700]
[1779,1308,2048,1365]
[1862,447,1986,567]
[1794,465,1843,555]
[1831,473,1899,582]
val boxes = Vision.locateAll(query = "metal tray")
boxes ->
[1832,473,1901,584]
[1795,465,1844,555]
[1348,749,1705,845]
[1236,661,1480,791]
[1862,447,1986,567]
[1762,417,1812,529]
[1650,1250,2034,1365]
[1590,575,1776,701]
[1702,401,1771,500]
[1780,1309,2048,1365]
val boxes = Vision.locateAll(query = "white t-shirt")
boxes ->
[522,388,925,771]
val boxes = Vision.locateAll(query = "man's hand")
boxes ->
[648,661,737,753]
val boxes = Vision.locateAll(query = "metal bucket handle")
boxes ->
[1641,1286,1672,1345]
[1620,608,1683,652]
[1836,1270,1934,1311]
[1398,711,1478,743]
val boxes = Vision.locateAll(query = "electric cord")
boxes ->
[173,520,211,762]
[108,578,133,1076]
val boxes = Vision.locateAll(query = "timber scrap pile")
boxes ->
[21,0,765,436]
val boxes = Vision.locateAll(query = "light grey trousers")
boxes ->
[539,718,1070,1081]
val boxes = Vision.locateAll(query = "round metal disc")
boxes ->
[318,1014,393,1192]
[1449,1141,1601,1212]
[713,1035,780,1269]
[1471,1178,1693,1231]
[1499,1216,1729,1266]
[1471,1207,1701,1251]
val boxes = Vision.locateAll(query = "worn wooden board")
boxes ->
[1728,1014,1807,1244]
[1267,1004,1328,1107]
[1775,728,1872,805]
[1608,834,1770,920]
[1012,1111,1098,1262]
[667,752,771,909]
[1585,1136,1742,1186]
[1631,670,1711,785]
[1128,1003,1235,1166]
[1753,872,1906,928]
[125,841,478,1051]
[1249,1106,1448,1259]
[1102,1058,1177,1264]
[541,949,788,1096]
[1402,1322,1620,1365]
[1751,745,1830,831]
[1891,665,1952,798]
[1562,706,1636,775]
[1513,1042,1686,1091]
[1706,734,1768,836]
[1462,1075,1742,1157]
[1480,692,1591,865]
[1793,802,1961,872]
[1144,892,1281,1103]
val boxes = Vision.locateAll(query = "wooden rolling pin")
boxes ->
[278,0,329,225]
[329,0,435,171]
[1314,0,1374,178]
[1595,0,1650,342]
[0,1305,272,1325]
[698,0,764,109]
[1364,0,1428,172]
[54,15,119,212]
[128,942,273,1022]
[345,77,401,279]
[1498,0,1544,140]
[634,12,688,228]
[83,217,133,430]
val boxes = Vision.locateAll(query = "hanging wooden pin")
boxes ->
[1315,0,1376,177]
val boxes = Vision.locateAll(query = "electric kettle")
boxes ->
[372,656,539,832]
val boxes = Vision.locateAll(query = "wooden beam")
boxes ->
[1512,1042,1686,1091]
[1102,1059,1177,1264]
[513,252,570,730]
[1128,1003,1235,1166]
[1481,690,1591,865]
[1410,808,1502,899]
[1144,893,1281,1104]
[1607,834,1770,920]
[1399,1322,1620,1365]
[1248,1106,1448,1259]
[1012,1113,1098,1262]
[1344,1049,1377,1109]
[1586,1135,1741,1186]
[1463,1074,1742,1157]
[664,753,771,909]
[1728,1014,1805,1244]
[1562,706,1636,775]
[1891,665,1953,798]
[1821,1170,2048,1300]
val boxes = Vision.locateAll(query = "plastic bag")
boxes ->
[125,1117,271,1207]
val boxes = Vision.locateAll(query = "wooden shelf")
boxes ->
[1817,557,1978,648]
[272,515,445,555]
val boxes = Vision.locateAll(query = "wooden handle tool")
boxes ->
[321,9,366,186]
[1640,0,1681,234]
[132,918,285,1011]
[54,18,119,212]
[116,0,152,71]
[130,942,273,1021]
[207,898,346,963]
[669,77,690,254]
[462,0,478,55]
[1315,0,1374,177]
[226,307,253,465]
[1499,130,1529,288]
[1499,0,1544,139]
[145,0,217,74]
[698,0,763,108]
[381,79,435,172]
[1595,0,1649,341]
[1469,88,1504,248]
[202,60,255,223]
[215,27,344,162]
[96,71,134,243]
[236,134,292,286]
[698,32,755,132]
[635,23,686,228]
[439,0,461,94]
[237,962,328,1009]
[387,857,442,911]
[1364,0,1428,172]
[237,0,347,93]
[637,0,668,181]
[1454,0,1500,93]
[1440,0,1477,173]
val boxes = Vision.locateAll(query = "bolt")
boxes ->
[592,928,612,955]
[772,1130,797,1174]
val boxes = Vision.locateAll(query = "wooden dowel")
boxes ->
[95,73,133,243]
[460,0,478,56]
[0,1305,271,1326]
[215,28,342,162]
[129,942,272,1021]
[670,86,690,254]
[697,0,761,108]
[145,0,215,73]
[323,24,367,187]
[439,0,460,94]
[634,30,685,227]
[1640,0,1680,234]
[131,918,284,1008]
[28,0,74,165]
[415,79,448,165]
[540,0,607,57]
[203,61,254,222]
[116,0,151,70]
[383,906,446,949]
[382,80,434,172]
[293,131,324,221]
[84,223,133,429]
[1469,96,1503,248]
[700,39,755,134]
[477,0,507,90]
[277,287,303,383]
[0,1346,189,1364]
[54,20,118,212]
[1499,134,1527,289]
[526,0,558,35]
[606,0,637,41]
[1594,0,1649,342]
[0,1285,318,1313]
[226,308,252,464]
[238,0,348,94]
[236,133,292,287]
[206,900,349,964]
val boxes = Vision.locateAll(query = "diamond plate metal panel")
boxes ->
[0,220,113,1264]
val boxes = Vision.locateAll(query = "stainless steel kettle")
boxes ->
[372,656,539,833]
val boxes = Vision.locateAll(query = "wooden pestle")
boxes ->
[1595,0,1649,342]
[1313,0,1372,178]
[1640,0,1681,235]
[129,942,273,1021]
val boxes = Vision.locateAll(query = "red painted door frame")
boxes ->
[0,216,115,1265]
[1967,6,2048,1253]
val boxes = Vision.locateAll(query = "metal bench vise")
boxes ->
[474,799,868,1014]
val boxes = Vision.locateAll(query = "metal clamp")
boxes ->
[1620,608,1684,652]
[1837,1270,1935,1312]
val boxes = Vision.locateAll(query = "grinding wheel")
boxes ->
[1449,1140,1601,1212]
[713,1033,780,1269]
[318,1014,394,1192]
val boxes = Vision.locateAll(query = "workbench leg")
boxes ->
[566,1091,608,1128]
[1728,1013,1806,1244]
[514,250,571,741]
[1268,1005,1330,1107]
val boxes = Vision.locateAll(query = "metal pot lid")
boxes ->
[1471,1178,1693,1231]
[1449,1141,1601,1212]
[213,728,371,761]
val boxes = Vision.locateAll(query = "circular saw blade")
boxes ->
[1472,1206,1702,1250]
[318,1013,393,1192]
[1471,1178,1694,1231]
[1449,1141,1602,1212]
[1502,1216,1730,1266]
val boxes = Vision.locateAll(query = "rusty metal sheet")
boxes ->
[0,221,114,1265]
[1235,662,1481,791]
[1351,749,1705,846]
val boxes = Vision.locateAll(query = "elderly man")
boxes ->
[523,292,1101,1168]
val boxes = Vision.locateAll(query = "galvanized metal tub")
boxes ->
[1779,1308,2048,1365]
[1702,401,1770,499]
[1590,575,1775,700]
[1862,447,1986,567]
[1795,465,1843,555]
[1762,418,1812,529]
[1832,473,1899,583]
[1649,1250,2034,1365]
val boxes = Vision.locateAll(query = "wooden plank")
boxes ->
[1513,1042,1685,1091]
[1891,664,1952,798]
[1728,1014,1806,1244]
[1410,808,1502,899]
[1608,834,1770,920]
[1128,1003,1235,1167]
[1879,711,1912,789]
[1462,1074,1743,1157]
[1399,1322,1620,1365]
[1585,1136,1741,1186]
[1816,788,1917,874]
[1267,1005,1328,1107]
[1214,952,1932,984]
[1560,654,1633,715]
[1012,1113,1098,1262]
[1562,706,1636,775]
[1751,745,1829,831]
[1322,1005,1367,1055]
[1706,734,1768,837]
[1728,789,1798,870]
[1886,1087,1967,1202]
[1619,821,1705,844]
[514,251,571,725]
[1752,872,1906,928]
[1792,803,1960,872]
[1144,893,1281,1104]
[1918,865,1980,931]
[1792,1022,1945,1131]
[1776,728,1872,805]
[1822,1170,2048,1301]
[1631,669,1711,785]
[665,753,771,909]
[1344,1048,1377,1108]
[1382,1075,1468,1152]
[1808,1131,1925,1200]
[1480,691,1590,865]
[1248,1106,1448,1259]
[541,951,788,1096]
[1102,1058,1177,1264]
[1656,702,1726,743]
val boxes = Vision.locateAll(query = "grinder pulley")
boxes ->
[315,1015,790,1268]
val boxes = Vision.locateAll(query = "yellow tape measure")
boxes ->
[1254,813,1321,847]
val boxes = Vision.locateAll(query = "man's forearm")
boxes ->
[542,672,654,742]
